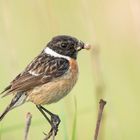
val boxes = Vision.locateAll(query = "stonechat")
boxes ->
[0,35,90,138]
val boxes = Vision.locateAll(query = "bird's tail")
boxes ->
[0,92,27,121]
[0,104,12,121]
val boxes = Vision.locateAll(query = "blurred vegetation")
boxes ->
[0,0,140,140]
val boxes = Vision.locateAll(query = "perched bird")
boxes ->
[0,35,90,138]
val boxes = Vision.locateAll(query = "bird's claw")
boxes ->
[43,128,55,140]
[43,132,47,135]
[43,115,61,140]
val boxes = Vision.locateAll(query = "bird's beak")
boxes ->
[76,41,91,51]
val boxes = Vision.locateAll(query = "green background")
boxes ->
[0,0,140,140]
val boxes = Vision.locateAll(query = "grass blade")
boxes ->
[71,97,77,140]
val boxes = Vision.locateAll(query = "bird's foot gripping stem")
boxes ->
[36,105,61,140]
[44,114,60,140]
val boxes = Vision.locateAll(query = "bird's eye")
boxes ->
[61,43,67,48]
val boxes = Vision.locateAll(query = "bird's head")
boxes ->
[45,35,90,59]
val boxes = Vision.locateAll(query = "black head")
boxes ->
[46,35,85,59]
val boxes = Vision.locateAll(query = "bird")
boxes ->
[0,35,90,138]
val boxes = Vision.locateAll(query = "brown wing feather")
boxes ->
[0,85,12,94]
[8,73,43,93]
[1,52,69,97]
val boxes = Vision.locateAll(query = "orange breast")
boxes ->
[69,58,78,73]
[27,58,78,105]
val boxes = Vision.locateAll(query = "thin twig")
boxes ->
[24,112,32,140]
[94,99,106,140]
[52,131,55,140]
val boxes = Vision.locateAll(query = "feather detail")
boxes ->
[0,92,26,121]
[1,53,70,97]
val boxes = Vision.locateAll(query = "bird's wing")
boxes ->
[1,53,69,97]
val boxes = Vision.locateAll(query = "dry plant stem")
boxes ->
[94,99,106,140]
[43,130,55,140]
[44,131,55,140]
[52,131,55,140]
[24,112,32,140]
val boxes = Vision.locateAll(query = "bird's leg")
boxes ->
[36,105,61,139]
[36,105,51,124]
[40,106,61,135]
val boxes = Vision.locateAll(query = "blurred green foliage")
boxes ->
[0,0,140,140]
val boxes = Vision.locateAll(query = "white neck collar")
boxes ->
[44,47,70,60]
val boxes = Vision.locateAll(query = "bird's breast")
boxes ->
[27,59,78,105]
